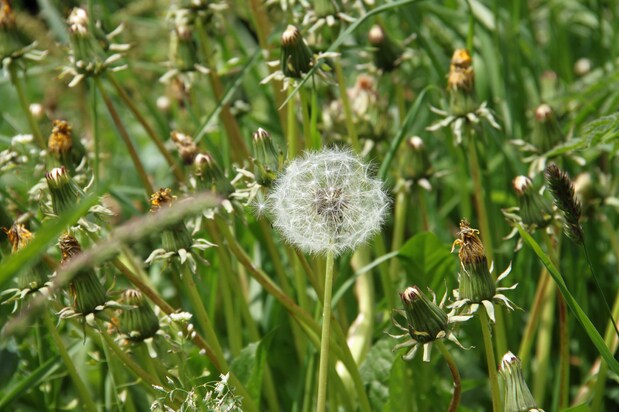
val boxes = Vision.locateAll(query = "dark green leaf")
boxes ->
[230,330,275,404]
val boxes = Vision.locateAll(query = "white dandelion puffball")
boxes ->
[267,148,389,255]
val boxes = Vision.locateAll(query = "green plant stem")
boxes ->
[287,85,299,158]
[557,290,569,409]
[333,59,360,152]
[436,340,462,412]
[479,308,501,412]
[195,22,250,163]
[94,76,154,195]
[90,78,100,191]
[517,267,550,368]
[42,312,97,412]
[106,73,184,183]
[374,234,396,310]
[299,87,315,150]
[532,272,555,405]
[178,263,227,368]
[389,182,407,281]
[467,136,507,358]
[8,63,46,149]
[316,249,335,412]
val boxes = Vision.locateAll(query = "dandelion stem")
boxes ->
[436,340,462,412]
[334,60,360,152]
[106,73,185,183]
[42,312,97,412]
[316,249,335,412]
[8,62,46,149]
[94,76,154,195]
[287,85,299,158]
[479,308,501,412]
[90,78,100,191]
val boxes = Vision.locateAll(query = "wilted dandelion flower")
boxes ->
[267,148,388,255]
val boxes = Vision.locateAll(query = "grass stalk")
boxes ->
[333,59,360,152]
[42,312,97,412]
[95,76,154,195]
[316,249,335,412]
[106,73,184,183]
[436,340,462,412]
[90,78,100,191]
[479,308,502,412]
[8,62,46,149]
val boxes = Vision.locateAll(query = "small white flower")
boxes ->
[267,147,388,255]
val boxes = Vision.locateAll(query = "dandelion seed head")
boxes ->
[267,148,388,255]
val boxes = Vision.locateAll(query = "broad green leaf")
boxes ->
[230,330,275,404]
[398,232,458,289]
[562,404,591,412]
[360,338,396,411]
[518,226,619,376]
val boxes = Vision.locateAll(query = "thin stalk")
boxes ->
[106,74,184,183]
[517,267,551,368]
[195,22,250,163]
[178,263,227,368]
[389,183,407,281]
[374,234,396,310]
[467,137,507,358]
[42,312,97,412]
[95,76,154,195]
[532,276,556,405]
[333,59,360,152]
[436,340,462,412]
[90,78,100,191]
[316,249,335,412]
[479,308,501,412]
[299,87,314,150]
[287,86,299,158]
[8,63,45,149]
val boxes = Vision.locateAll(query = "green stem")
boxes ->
[316,249,335,412]
[42,312,97,412]
[287,86,299,158]
[106,73,185,183]
[467,137,507,358]
[389,183,407,281]
[94,76,154,195]
[90,78,100,191]
[517,268,550,368]
[436,340,462,412]
[299,87,314,150]
[8,63,46,149]
[333,60,360,152]
[479,308,501,412]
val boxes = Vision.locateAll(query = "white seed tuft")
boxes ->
[266,148,388,255]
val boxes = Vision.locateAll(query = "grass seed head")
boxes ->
[544,164,583,244]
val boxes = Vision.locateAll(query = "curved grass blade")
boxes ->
[517,225,619,376]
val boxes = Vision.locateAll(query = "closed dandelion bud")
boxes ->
[280,25,314,79]
[0,0,25,58]
[252,128,280,187]
[150,188,192,251]
[5,223,48,291]
[171,10,200,72]
[194,153,235,196]
[544,164,583,244]
[119,289,159,342]
[513,176,552,228]
[60,234,107,315]
[532,104,563,152]
[499,352,542,412]
[400,286,448,344]
[171,131,198,165]
[368,24,402,73]
[67,8,104,68]
[447,49,476,115]
[454,219,496,302]
[45,167,84,215]
[406,136,432,180]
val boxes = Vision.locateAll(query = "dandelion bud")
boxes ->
[532,104,563,152]
[499,352,542,412]
[170,9,200,72]
[544,164,583,244]
[150,188,192,251]
[252,128,280,187]
[29,103,45,119]
[400,286,448,344]
[171,131,198,165]
[405,136,432,180]
[280,25,314,78]
[45,167,84,215]
[59,234,107,315]
[119,289,159,342]
[512,176,552,229]
[447,49,476,115]
[5,223,48,291]
[48,120,73,158]
[0,0,24,58]
[368,24,402,73]
[267,148,388,256]
[194,153,235,196]
[453,219,496,303]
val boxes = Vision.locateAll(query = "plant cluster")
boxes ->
[2,1,619,411]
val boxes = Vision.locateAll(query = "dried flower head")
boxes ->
[171,131,198,165]
[3,223,48,295]
[266,148,388,255]
[48,120,73,156]
[45,166,84,215]
[544,164,583,244]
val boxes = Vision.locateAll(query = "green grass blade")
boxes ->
[517,226,619,376]
[0,194,99,290]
